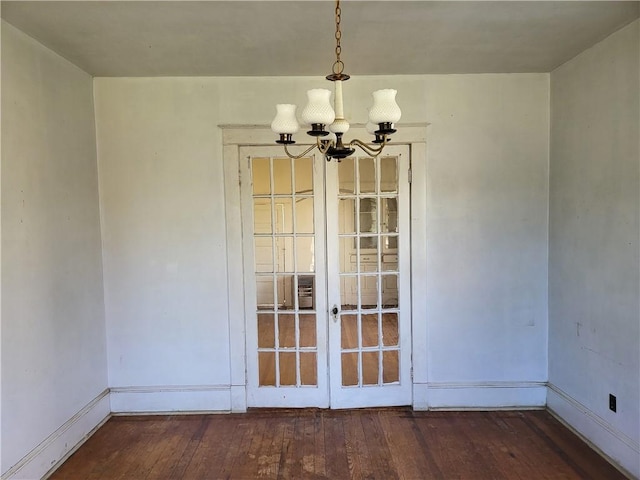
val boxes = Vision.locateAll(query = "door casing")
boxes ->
[221,124,428,412]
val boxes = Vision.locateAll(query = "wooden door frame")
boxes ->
[221,123,428,412]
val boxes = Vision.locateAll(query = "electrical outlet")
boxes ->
[609,394,617,412]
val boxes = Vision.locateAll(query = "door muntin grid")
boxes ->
[245,145,409,408]
[252,155,319,388]
[337,155,401,387]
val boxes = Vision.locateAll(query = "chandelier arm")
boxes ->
[283,143,320,160]
[318,140,333,155]
[349,137,389,157]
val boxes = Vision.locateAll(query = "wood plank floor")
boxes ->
[49,408,626,480]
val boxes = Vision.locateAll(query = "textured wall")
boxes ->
[549,20,639,477]
[1,21,107,475]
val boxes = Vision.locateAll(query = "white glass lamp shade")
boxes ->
[368,89,401,124]
[301,89,335,126]
[271,104,300,134]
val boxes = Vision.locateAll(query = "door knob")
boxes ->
[331,305,339,322]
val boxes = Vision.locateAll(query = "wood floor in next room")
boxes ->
[50,408,626,480]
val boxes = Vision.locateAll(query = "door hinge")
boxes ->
[408,169,413,184]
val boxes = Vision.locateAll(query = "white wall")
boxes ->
[422,75,549,407]
[95,73,549,411]
[548,20,640,478]
[1,22,109,478]
[94,79,232,411]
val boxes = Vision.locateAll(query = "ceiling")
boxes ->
[2,1,638,77]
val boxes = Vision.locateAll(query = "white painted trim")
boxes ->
[222,143,248,413]
[410,141,429,401]
[238,147,262,405]
[229,385,247,413]
[547,383,639,479]
[428,381,547,389]
[413,383,430,411]
[109,385,232,413]
[221,123,430,410]
[2,389,110,480]
[420,381,547,410]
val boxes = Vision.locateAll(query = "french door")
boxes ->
[241,145,411,408]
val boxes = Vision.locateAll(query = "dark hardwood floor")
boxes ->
[49,408,626,480]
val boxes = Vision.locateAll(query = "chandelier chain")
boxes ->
[333,0,344,75]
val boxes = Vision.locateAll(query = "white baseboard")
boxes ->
[547,383,639,479]
[412,382,430,410]
[109,384,232,413]
[415,381,547,410]
[2,389,111,480]
[230,385,247,413]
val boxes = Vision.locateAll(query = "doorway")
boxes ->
[240,145,411,408]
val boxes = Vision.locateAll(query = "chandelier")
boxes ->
[270,0,401,162]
